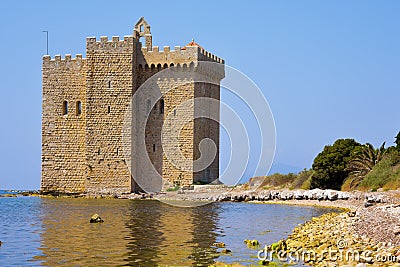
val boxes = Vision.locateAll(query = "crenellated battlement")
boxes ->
[137,45,224,67]
[43,54,85,69]
[86,35,134,51]
[198,48,224,64]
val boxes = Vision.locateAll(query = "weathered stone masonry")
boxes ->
[41,17,224,194]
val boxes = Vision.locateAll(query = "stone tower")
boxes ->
[41,17,224,194]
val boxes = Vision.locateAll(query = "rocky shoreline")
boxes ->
[150,187,400,266]
[123,187,391,210]
[118,187,400,266]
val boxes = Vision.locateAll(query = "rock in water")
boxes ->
[90,214,104,223]
[213,242,225,248]
[244,239,260,247]
[221,249,231,253]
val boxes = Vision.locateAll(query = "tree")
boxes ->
[396,131,400,148]
[345,142,386,189]
[310,139,362,190]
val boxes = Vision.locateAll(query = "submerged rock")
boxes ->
[258,259,270,265]
[90,214,104,223]
[244,239,260,247]
[213,242,225,248]
[1,194,17,198]
[221,248,231,253]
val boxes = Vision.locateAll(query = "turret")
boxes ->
[134,17,152,51]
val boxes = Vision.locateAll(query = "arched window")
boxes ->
[76,101,82,115]
[160,99,164,114]
[62,101,68,115]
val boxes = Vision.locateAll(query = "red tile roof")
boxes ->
[181,39,203,50]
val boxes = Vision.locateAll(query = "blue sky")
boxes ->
[0,1,399,189]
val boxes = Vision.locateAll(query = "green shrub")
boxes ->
[310,139,362,190]
[360,150,400,190]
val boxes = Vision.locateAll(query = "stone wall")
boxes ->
[84,36,134,194]
[193,82,220,184]
[41,55,87,193]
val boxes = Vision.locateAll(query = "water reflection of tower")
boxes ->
[124,201,221,266]
[123,200,164,266]
[189,203,222,266]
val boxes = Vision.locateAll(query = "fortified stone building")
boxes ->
[41,17,224,194]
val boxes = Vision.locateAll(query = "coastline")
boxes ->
[3,188,400,266]
[153,188,400,266]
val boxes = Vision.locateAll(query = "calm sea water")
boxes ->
[0,196,337,266]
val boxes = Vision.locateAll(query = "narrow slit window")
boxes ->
[153,144,156,152]
[62,101,68,115]
[108,106,111,114]
[108,80,111,89]
[173,109,176,116]
[160,99,164,114]
[98,148,100,155]
[116,147,119,156]
[76,101,82,115]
